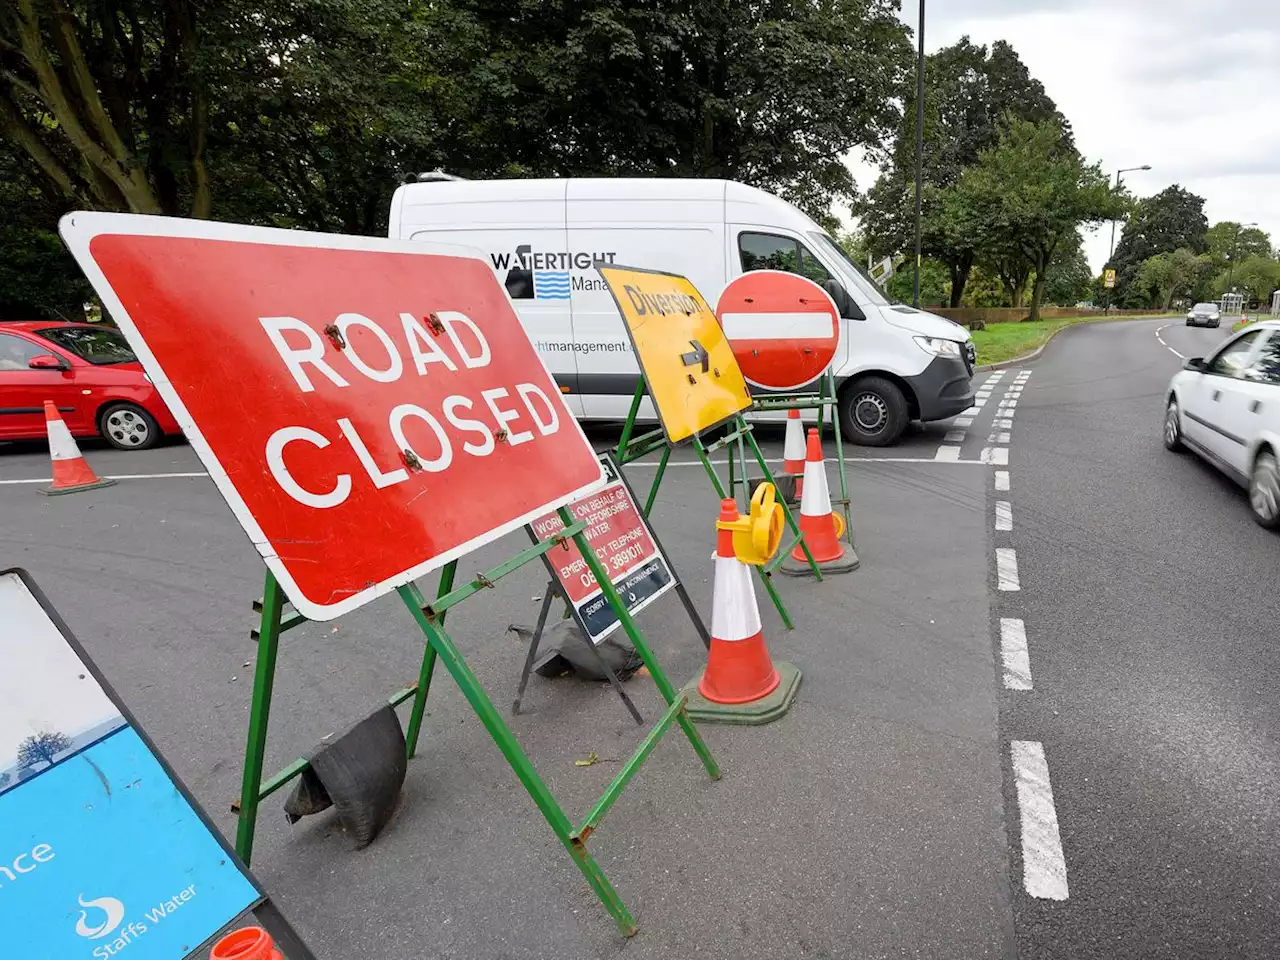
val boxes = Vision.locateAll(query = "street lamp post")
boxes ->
[913,0,925,309]
[1227,221,1258,292]
[1105,164,1151,315]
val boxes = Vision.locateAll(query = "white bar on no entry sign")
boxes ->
[720,312,834,341]
[1000,618,1032,690]
[1012,740,1069,900]
[996,548,1020,589]
[995,500,1012,531]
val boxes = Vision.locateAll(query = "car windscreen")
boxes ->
[1193,304,1217,311]
[36,326,136,365]
[809,233,891,307]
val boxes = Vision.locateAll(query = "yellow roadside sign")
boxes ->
[597,264,752,444]
[1103,268,1117,289]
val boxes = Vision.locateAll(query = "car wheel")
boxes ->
[1211,321,1220,328]
[839,376,908,447]
[1163,398,1184,452]
[1248,450,1280,529]
[1186,320,1193,326]
[100,402,160,451]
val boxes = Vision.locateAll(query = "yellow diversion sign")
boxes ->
[596,264,752,444]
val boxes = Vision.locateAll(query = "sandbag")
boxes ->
[510,618,643,682]
[282,704,406,847]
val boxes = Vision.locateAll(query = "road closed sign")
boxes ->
[60,214,605,621]
[529,454,675,643]
[716,271,841,391]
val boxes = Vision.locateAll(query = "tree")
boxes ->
[0,771,11,789]
[16,731,72,771]
[1205,222,1272,268]
[952,118,1125,322]
[860,37,1068,306]
[1136,248,1213,309]
[886,258,949,306]
[1042,232,1093,306]
[1213,256,1280,306]
[1108,186,1208,306]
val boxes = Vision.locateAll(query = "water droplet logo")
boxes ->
[75,893,125,940]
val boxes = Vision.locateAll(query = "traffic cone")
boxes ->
[210,926,282,960]
[781,429,858,576]
[683,498,801,725]
[780,409,805,503]
[41,401,117,496]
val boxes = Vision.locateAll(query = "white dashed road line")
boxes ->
[1000,618,1032,690]
[954,417,973,427]
[996,548,1020,590]
[1011,740,1069,900]
[995,500,1012,531]
[995,470,1010,491]
[982,446,1009,465]
[934,445,963,462]
[1155,322,1187,359]
[989,431,1011,444]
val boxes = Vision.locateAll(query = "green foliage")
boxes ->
[949,118,1123,321]
[959,265,1007,307]
[1109,186,1208,306]
[885,257,950,306]
[1213,256,1280,305]
[1204,222,1272,266]
[1042,233,1093,306]
[1135,248,1213,309]
[860,37,1067,306]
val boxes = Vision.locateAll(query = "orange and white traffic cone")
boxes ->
[210,926,282,960]
[684,498,801,724]
[780,409,806,503]
[781,428,858,575]
[41,401,116,496]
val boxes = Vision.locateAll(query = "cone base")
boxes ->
[41,477,118,497]
[683,661,801,725]
[779,543,860,577]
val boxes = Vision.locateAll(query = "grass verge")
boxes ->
[970,314,1178,366]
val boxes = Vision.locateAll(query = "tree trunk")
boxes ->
[949,254,973,307]
[1028,274,1047,323]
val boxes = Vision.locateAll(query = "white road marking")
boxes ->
[976,391,992,400]
[995,470,1010,491]
[954,417,974,427]
[1155,323,1187,359]
[975,399,987,408]
[0,471,209,485]
[988,431,1012,444]
[995,418,1013,429]
[982,446,1010,465]
[1000,618,1032,690]
[996,547,1020,589]
[1001,400,1018,410]
[934,445,963,462]
[1011,740,1069,900]
[1006,389,1022,398]
[962,406,980,416]
[995,499,1012,531]
[944,429,967,442]
[983,372,1006,384]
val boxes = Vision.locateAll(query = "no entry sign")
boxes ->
[60,214,605,621]
[530,455,675,643]
[716,270,840,391]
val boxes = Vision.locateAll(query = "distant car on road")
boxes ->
[1164,319,1280,528]
[0,322,180,450]
[1186,302,1221,327]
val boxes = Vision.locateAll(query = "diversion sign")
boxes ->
[0,569,261,960]
[530,454,675,643]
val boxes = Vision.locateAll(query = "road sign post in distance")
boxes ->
[716,270,841,392]
[59,213,605,621]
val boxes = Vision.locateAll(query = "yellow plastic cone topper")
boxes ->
[716,483,785,565]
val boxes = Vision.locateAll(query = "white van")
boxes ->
[388,177,975,446]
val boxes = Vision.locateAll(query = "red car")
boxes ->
[0,321,181,450]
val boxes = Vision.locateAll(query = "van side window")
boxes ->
[739,232,831,285]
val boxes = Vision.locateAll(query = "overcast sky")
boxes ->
[849,0,1280,272]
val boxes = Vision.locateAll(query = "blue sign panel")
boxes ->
[0,571,260,959]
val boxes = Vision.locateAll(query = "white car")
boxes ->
[1164,320,1280,528]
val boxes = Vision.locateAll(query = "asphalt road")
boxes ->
[5,314,1277,958]
[995,317,1280,958]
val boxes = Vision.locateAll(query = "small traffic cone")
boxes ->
[780,409,805,503]
[781,429,858,576]
[41,401,116,496]
[210,926,282,960]
[684,498,801,725]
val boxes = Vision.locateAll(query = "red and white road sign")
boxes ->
[715,270,841,391]
[59,213,605,621]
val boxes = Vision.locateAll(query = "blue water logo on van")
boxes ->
[489,244,617,300]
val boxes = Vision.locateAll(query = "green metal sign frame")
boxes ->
[233,506,721,938]
[613,379,822,630]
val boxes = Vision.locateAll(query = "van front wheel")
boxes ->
[839,377,908,447]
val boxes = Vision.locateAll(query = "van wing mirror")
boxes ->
[822,280,864,321]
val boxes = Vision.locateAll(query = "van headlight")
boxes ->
[913,336,963,358]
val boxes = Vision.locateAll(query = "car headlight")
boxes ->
[913,336,963,358]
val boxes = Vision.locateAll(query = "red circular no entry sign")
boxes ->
[715,270,841,391]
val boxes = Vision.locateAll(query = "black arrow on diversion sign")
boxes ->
[681,340,709,373]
